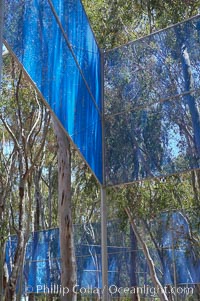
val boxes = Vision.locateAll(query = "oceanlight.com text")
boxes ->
[26,284,194,297]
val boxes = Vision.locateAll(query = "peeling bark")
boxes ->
[53,118,77,301]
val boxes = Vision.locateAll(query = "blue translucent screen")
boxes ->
[4,1,200,187]
[6,214,200,292]
[104,16,200,185]
[3,0,102,183]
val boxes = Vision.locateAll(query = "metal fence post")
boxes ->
[100,47,109,300]
[101,187,108,301]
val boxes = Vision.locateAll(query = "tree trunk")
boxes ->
[4,178,26,301]
[130,225,140,301]
[4,233,25,301]
[181,44,200,156]
[28,170,43,301]
[125,207,169,301]
[191,170,200,206]
[48,165,53,228]
[53,118,77,301]
[0,242,6,301]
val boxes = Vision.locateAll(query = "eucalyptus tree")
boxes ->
[1,54,52,301]
[52,118,77,301]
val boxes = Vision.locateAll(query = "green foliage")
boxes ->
[82,0,140,48]
[83,0,200,49]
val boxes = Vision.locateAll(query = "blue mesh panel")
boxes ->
[5,215,200,294]
[50,0,101,110]
[3,0,102,183]
[104,16,200,185]
[5,236,18,276]
[105,93,200,185]
[159,212,200,286]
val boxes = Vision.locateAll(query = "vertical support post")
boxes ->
[101,187,108,301]
[100,48,109,300]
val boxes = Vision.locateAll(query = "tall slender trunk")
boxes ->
[191,170,200,205]
[130,225,140,301]
[5,177,26,301]
[53,118,77,301]
[0,241,6,301]
[125,207,169,301]
[181,44,200,156]
[48,165,53,228]
[28,170,42,301]
[174,25,200,158]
